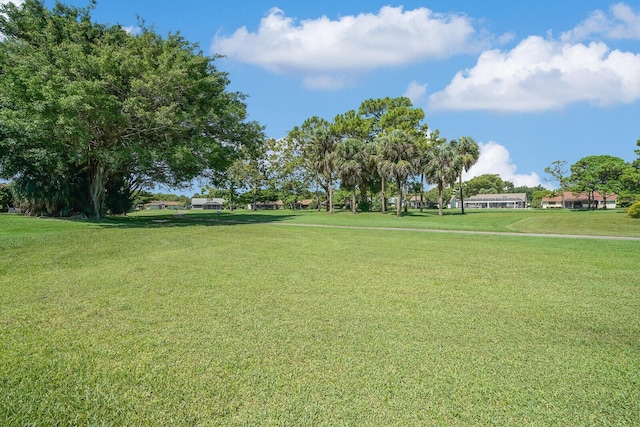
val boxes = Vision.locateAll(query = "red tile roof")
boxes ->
[541,191,618,202]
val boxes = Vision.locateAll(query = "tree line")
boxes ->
[205,100,640,214]
[203,96,481,217]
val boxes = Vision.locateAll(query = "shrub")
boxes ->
[627,201,640,218]
[358,200,372,212]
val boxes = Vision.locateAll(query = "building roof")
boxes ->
[256,200,284,206]
[146,200,183,206]
[541,191,618,202]
[191,198,225,205]
[466,193,527,202]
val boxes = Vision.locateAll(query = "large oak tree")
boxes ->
[0,0,262,217]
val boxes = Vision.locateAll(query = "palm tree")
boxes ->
[414,132,431,213]
[377,129,418,217]
[423,137,459,216]
[335,138,366,214]
[371,140,387,214]
[307,127,337,213]
[451,136,479,214]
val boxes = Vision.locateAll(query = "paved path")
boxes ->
[186,216,640,241]
[269,222,640,241]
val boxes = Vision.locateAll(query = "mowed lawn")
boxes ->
[1,211,639,425]
[178,206,640,238]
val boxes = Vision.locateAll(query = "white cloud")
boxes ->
[561,3,640,42]
[428,36,640,111]
[497,31,516,45]
[463,141,542,187]
[403,81,428,106]
[122,26,141,35]
[212,6,484,89]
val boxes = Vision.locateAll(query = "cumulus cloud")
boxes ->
[463,141,542,187]
[428,36,640,111]
[212,6,484,89]
[403,81,428,106]
[561,3,640,42]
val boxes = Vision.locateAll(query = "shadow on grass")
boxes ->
[68,211,297,229]
[398,209,468,217]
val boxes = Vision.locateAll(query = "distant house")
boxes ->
[294,199,314,209]
[449,196,458,209]
[145,201,184,210]
[463,193,528,209]
[191,198,225,210]
[541,191,617,209]
[253,200,284,210]
[409,195,436,209]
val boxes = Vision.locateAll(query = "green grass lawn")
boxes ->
[172,207,640,237]
[1,211,639,425]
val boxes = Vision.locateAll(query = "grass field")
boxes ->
[1,209,639,425]
[174,207,640,237]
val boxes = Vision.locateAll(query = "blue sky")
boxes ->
[32,0,640,189]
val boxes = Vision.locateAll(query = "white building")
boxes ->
[541,192,617,209]
[191,198,225,210]
[463,193,528,209]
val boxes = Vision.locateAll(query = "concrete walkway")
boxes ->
[267,221,640,241]
[175,214,640,241]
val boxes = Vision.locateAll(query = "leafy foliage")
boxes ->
[464,174,514,196]
[569,155,627,208]
[627,201,640,218]
[288,117,336,212]
[334,138,367,214]
[423,133,460,216]
[0,182,14,211]
[377,129,418,217]
[0,0,261,217]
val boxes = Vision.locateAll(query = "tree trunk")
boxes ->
[459,173,465,214]
[89,162,105,219]
[420,173,424,213]
[438,180,444,216]
[316,173,321,212]
[352,188,357,214]
[252,187,257,211]
[328,175,334,214]
[381,176,386,214]
[396,178,402,217]
[403,181,408,213]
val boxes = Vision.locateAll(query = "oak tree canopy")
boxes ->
[0,0,263,217]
